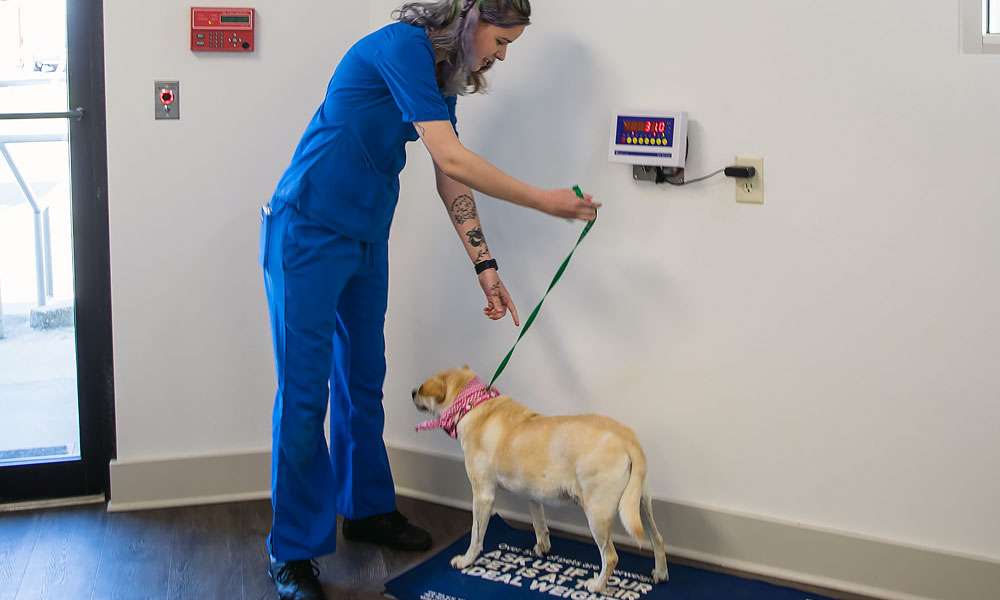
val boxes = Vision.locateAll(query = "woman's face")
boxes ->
[472,23,526,72]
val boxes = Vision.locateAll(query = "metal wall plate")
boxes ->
[154,81,179,120]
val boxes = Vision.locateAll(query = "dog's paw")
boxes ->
[652,566,669,583]
[451,554,475,570]
[533,538,551,557]
[585,577,608,594]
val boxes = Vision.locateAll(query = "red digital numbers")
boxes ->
[623,119,668,135]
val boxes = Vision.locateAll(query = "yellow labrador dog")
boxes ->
[411,366,669,593]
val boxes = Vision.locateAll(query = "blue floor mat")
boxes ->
[385,514,833,600]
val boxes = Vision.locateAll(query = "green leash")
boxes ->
[487,185,597,390]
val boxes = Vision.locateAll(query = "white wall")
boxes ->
[107,0,1000,563]
[104,0,369,457]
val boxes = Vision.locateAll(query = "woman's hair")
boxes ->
[394,0,531,95]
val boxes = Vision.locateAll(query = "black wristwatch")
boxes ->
[475,258,498,275]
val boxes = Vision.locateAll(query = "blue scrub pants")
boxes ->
[260,202,397,561]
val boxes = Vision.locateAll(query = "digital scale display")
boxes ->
[616,116,675,147]
[621,120,666,133]
[609,111,687,168]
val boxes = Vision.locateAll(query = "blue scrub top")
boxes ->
[271,22,459,242]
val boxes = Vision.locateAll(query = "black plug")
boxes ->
[724,166,756,178]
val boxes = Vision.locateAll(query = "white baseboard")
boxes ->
[108,490,270,513]
[108,449,270,512]
[108,446,1000,600]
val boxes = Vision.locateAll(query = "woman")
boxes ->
[261,1,599,597]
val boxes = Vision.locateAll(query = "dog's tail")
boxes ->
[618,442,648,548]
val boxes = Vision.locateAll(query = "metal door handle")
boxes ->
[0,107,85,121]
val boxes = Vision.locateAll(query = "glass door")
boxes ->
[0,0,113,502]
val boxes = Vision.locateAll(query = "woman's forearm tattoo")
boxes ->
[448,194,489,261]
[465,227,486,248]
[450,194,478,226]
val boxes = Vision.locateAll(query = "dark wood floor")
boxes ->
[0,496,467,600]
[0,496,877,600]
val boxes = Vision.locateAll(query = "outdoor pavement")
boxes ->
[0,306,79,463]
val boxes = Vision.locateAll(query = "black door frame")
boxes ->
[0,0,115,503]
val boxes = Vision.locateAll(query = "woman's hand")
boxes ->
[536,188,601,221]
[478,269,520,326]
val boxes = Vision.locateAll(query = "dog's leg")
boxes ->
[641,488,669,582]
[528,501,551,556]
[451,481,495,569]
[582,504,618,593]
[584,513,617,593]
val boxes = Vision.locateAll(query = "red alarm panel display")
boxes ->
[191,7,255,52]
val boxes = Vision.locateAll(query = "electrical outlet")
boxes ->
[735,156,764,204]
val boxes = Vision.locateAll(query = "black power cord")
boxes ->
[633,136,758,186]
[665,165,756,186]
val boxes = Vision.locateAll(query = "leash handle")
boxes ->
[488,185,597,390]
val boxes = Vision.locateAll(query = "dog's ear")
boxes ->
[443,368,473,405]
[419,375,446,403]
[462,364,470,370]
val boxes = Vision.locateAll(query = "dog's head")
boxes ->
[412,365,477,416]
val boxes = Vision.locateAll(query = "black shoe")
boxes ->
[342,510,432,551]
[268,557,326,600]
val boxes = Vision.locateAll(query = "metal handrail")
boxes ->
[0,79,81,316]
[0,132,69,308]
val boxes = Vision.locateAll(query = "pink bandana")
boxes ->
[415,376,500,438]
